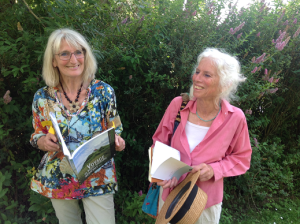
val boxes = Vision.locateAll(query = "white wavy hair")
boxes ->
[189,48,246,103]
[42,28,97,87]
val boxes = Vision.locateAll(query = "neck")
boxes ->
[196,98,221,115]
[59,76,83,94]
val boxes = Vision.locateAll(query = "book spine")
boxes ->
[68,158,78,177]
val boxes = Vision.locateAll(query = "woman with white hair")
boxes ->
[30,28,125,224]
[152,48,252,223]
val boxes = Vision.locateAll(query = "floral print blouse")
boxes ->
[30,79,123,199]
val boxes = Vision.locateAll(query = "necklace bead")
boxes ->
[60,80,83,113]
[196,102,221,122]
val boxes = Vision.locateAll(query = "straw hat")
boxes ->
[155,171,207,224]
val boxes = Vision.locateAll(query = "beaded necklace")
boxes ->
[59,80,83,113]
[196,102,221,122]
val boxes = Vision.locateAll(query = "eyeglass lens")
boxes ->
[59,50,84,60]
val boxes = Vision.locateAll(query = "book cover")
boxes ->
[49,112,116,184]
[149,141,192,182]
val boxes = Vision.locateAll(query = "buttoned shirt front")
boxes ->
[152,96,252,209]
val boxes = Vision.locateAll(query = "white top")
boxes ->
[185,121,210,152]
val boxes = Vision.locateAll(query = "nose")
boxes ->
[69,53,78,63]
[193,73,202,82]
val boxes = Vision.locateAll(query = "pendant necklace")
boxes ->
[60,80,83,113]
[196,102,221,122]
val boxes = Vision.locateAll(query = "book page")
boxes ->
[151,141,180,176]
[49,112,70,158]
[74,128,116,184]
[152,157,192,180]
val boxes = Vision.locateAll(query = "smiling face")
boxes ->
[52,39,85,79]
[192,57,221,101]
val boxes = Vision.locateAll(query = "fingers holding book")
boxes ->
[191,163,214,182]
[115,134,125,151]
[157,176,178,189]
[37,133,60,152]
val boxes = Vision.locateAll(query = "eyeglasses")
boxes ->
[56,50,85,61]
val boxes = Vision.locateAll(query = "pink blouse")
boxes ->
[152,96,252,209]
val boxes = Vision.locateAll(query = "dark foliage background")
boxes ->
[1,0,300,223]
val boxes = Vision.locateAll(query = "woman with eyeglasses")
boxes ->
[30,28,125,224]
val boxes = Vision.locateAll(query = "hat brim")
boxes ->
[156,171,207,224]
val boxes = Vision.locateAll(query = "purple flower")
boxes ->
[133,139,136,141]
[129,75,132,79]
[207,9,212,15]
[275,78,280,83]
[259,4,266,12]
[229,22,245,35]
[293,18,297,24]
[192,10,197,16]
[245,109,252,115]
[257,32,261,37]
[237,32,242,39]
[283,20,289,26]
[272,39,275,43]
[264,69,268,75]
[140,16,144,22]
[277,9,286,23]
[251,67,258,73]
[276,36,290,51]
[3,90,12,104]
[268,77,274,83]
[293,26,300,38]
[251,57,256,63]
[254,53,266,63]
[254,138,259,148]
[121,18,128,24]
[275,31,286,44]
[269,88,278,93]
[138,190,143,196]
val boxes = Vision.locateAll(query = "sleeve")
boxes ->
[105,86,123,136]
[151,97,182,148]
[209,116,252,181]
[30,93,48,148]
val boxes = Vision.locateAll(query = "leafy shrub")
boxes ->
[1,0,300,222]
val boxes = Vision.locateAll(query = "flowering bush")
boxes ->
[1,0,300,222]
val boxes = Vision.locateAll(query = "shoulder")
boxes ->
[33,86,53,102]
[232,106,246,119]
[169,96,183,107]
[226,102,247,125]
[165,96,183,112]
[90,80,114,94]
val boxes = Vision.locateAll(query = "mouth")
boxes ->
[194,85,204,90]
[67,65,79,68]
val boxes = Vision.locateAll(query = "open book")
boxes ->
[49,112,116,184]
[148,141,192,182]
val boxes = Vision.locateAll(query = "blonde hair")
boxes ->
[42,28,97,87]
[189,48,246,103]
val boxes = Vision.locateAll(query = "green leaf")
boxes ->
[5,201,18,210]
[292,69,300,73]
[0,188,8,198]
[0,213,7,221]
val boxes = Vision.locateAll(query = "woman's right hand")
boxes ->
[157,177,178,189]
[37,134,60,152]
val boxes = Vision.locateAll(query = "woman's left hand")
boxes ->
[191,163,214,182]
[115,134,125,151]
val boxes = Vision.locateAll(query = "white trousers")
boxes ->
[159,187,222,224]
[51,194,115,224]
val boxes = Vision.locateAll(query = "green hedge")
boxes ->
[1,0,300,223]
